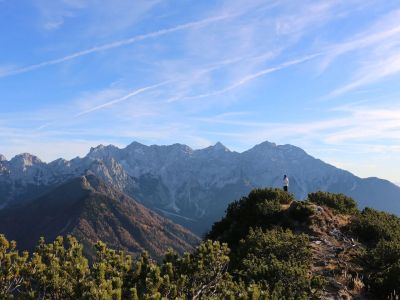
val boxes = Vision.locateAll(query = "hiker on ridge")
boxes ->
[283,175,289,192]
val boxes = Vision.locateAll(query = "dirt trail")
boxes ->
[307,205,365,299]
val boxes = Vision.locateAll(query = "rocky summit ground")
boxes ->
[307,205,366,299]
[280,200,368,299]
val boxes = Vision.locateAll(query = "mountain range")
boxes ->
[1,140,399,234]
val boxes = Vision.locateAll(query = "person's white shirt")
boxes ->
[284,177,289,186]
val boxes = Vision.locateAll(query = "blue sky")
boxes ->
[1,0,400,184]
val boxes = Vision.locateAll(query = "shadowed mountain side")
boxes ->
[0,175,199,260]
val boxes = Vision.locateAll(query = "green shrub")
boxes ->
[368,240,400,268]
[232,228,322,299]
[206,188,325,299]
[307,191,357,214]
[289,201,315,224]
[0,234,29,299]
[247,188,294,205]
[349,207,400,298]
[207,188,293,248]
[348,207,400,246]
[0,234,275,300]
[369,260,400,296]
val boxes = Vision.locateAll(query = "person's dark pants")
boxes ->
[283,186,288,192]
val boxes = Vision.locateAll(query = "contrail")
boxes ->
[0,14,233,78]
[75,81,169,117]
[223,53,321,91]
[168,53,322,102]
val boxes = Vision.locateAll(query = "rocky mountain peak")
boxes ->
[168,143,193,153]
[10,153,42,167]
[124,141,149,156]
[49,158,69,168]
[243,141,310,162]
[199,142,230,154]
[0,154,6,162]
[126,141,147,149]
[277,144,306,154]
[249,140,277,151]
[89,144,106,152]
[213,141,230,152]
[88,144,120,158]
[242,141,277,157]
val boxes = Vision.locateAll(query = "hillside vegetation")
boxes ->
[0,175,199,261]
[1,188,400,299]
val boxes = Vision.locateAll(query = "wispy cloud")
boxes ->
[328,52,400,98]
[321,9,400,66]
[322,25,400,70]
[167,53,321,102]
[323,105,400,143]
[323,9,400,98]
[34,0,160,33]
[191,100,400,152]
[0,14,234,78]
[137,0,346,107]
[75,81,170,116]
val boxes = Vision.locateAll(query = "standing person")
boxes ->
[283,175,289,192]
